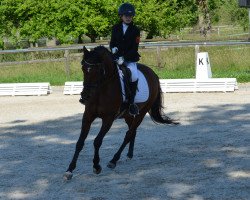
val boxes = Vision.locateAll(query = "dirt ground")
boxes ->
[0,84,249,200]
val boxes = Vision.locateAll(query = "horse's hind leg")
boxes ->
[64,114,94,180]
[124,117,136,159]
[107,113,146,169]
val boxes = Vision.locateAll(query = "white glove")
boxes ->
[117,56,124,65]
[111,47,118,54]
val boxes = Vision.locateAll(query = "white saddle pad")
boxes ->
[118,67,149,103]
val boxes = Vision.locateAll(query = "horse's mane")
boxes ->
[93,45,110,53]
[93,46,112,59]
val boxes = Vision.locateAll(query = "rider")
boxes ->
[110,2,140,116]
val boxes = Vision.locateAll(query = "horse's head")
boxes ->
[80,46,114,104]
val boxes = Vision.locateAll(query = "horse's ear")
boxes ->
[83,46,89,56]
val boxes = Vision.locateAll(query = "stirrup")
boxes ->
[129,103,139,116]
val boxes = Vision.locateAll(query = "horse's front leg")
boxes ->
[93,117,114,174]
[127,133,136,159]
[64,113,94,180]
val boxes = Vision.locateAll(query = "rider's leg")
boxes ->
[126,62,139,116]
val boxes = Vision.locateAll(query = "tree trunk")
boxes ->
[90,36,96,43]
[78,35,83,44]
[197,0,211,39]
[86,34,96,43]
[146,31,154,39]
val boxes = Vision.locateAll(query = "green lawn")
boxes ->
[0,45,249,85]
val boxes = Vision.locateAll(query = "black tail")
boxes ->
[148,83,179,125]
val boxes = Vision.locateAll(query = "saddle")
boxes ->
[115,62,150,118]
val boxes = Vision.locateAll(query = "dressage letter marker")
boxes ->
[196,52,212,80]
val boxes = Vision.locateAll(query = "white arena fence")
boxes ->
[0,78,238,96]
[0,82,52,96]
[63,78,238,95]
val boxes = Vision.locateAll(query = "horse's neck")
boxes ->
[102,70,120,92]
[98,69,122,105]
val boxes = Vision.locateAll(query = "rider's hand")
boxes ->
[111,47,118,54]
[117,56,124,65]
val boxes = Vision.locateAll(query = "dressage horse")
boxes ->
[64,46,178,180]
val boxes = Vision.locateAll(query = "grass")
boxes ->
[0,45,249,85]
[140,46,250,82]
[0,61,82,85]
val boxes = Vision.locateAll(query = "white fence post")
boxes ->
[64,50,70,79]
[195,45,200,68]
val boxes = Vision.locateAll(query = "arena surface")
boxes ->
[0,84,249,200]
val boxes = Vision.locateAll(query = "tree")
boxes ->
[218,0,249,30]
[16,0,53,44]
[0,0,248,47]
[133,0,197,39]
[195,0,248,37]
[159,0,197,37]
[196,0,212,38]
[0,0,118,44]
[0,0,24,47]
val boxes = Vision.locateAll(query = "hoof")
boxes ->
[63,171,73,180]
[126,153,133,160]
[126,156,133,161]
[93,165,102,174]
[107,161,116,169]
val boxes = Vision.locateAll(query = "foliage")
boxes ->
[220,0,249,30]
[133,0,197,39]
[0,0,249,47]
[0,0,22,45]
[0,0,195,43]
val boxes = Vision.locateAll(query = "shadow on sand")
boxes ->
[0,103,249,200]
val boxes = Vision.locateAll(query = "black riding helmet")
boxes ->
[118,3,135,16]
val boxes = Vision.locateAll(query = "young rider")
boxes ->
[110,3,141,116]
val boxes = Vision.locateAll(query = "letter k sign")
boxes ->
[199,58,204,65]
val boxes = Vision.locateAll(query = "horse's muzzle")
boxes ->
[79,90,91,105]
[79,97,87,105]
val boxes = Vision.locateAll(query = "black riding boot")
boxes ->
[128,80,139,116]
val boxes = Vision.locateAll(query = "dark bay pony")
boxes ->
[64,46,178,180]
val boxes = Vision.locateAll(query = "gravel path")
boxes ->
[0,84,249,200]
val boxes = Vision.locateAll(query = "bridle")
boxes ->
[80,58,118,104]
[83,60,104,72]
[82,60,106,90]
